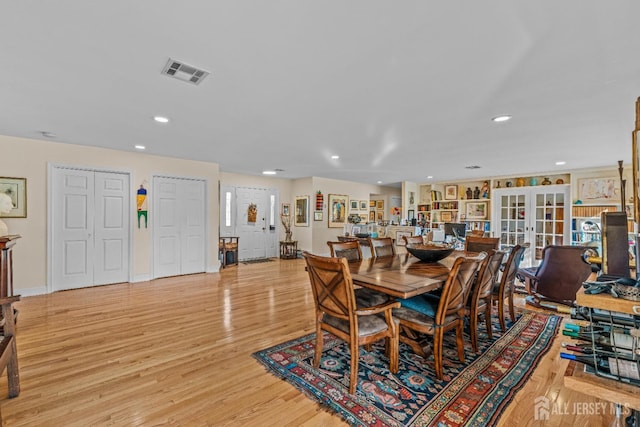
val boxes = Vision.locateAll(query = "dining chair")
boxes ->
[392,253,485,380]
[368,237,396,257]
[326,240,388,306]
[327,240,363,261]
[467,229,485,237]
[402,235,424,246]
[492,243,528,331]
[0,295,20,425]
[465,250,505,352]
[465,236,500,253]
[302,251,400,394]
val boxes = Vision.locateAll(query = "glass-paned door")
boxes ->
[533,190,567,262]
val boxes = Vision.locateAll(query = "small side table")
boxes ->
[280,240,298,259]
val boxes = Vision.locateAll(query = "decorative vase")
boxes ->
[516,177,525,187]
[541,177,552,185]
[285,231,292,242]
[530,177,538,186]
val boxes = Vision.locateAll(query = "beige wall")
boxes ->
[0,135,220,295]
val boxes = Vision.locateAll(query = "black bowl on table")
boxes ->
[405,243,455,262]
[354,233,370,238]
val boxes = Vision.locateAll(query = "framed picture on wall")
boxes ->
[314,211,323,221]
[281,203,290,216]
[465,202,487,219]
[350,200,359,211]
[369,210,375,221]
[294,196,309,226]
[0,177,27,218]
[328,194,348,228]
[444,185,458,200]
[376,200,384,210]
[441,211,453,222]
[359,200,368,210]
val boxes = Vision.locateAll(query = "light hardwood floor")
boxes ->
[1,258,618,426]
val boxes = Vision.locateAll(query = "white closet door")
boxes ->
[153,176,206,278]
[94,172,130,285]
[52,168,95,291]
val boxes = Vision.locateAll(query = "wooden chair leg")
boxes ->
[313,324,323,368]
[469,309,479,353]
[349,341,359,394]
[508,289,516,324]
[456,322,465,362]
[434,329,444,380]
[497,293,506,332]
[485,303,493,340]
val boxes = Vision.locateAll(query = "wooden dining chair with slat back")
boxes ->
[392,254,485,380]
[492,243,528,331]
[0,295,20,426]
[465,250,505,352]
[327,240,363,261]
[402,235,424,246]
[368,237,395,257]
[465,236,500,253]
[326,240,388,306]
[302,251,400,394]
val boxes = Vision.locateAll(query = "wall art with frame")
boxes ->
[328,194,348,228]
[0,177,27,218]
[294,196,309,226]
[465,201,487,220]
[444,185,458,200]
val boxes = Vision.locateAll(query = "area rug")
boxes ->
[253,311,561,426]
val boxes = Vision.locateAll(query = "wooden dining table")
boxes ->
[348,251,473,299]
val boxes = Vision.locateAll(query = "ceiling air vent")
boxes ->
[161,58,210,85]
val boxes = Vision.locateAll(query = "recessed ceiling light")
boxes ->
[135,145,146,150]
[262,170,277,175]
[153,116,169,123]
[555,161,566,166]
[426,176,433,179]
[492,115,512,122]
[331,155,340,160]
[377,181,383,184]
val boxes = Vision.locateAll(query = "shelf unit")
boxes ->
[571,204,633,246]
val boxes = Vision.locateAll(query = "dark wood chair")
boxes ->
[520,245,593,307]
[392,254,485,379]
[402,235,424,246]
[466,250,505,352]
[327,240,363,261]
[465,236,500,253]
[302,251,400,394]
[492,244,528,331]
[368,237,395,257]
[0,296,20,426]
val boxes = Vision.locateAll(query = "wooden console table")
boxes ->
[279,240,298,259]
[0,235,20,298]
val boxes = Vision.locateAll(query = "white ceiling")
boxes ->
[2,1,640,186]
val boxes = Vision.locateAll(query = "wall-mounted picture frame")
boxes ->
[577,177,618,203]
[444,185,458,200]
[294,196,309,226]
[466,201,487,219]
[441,211,453,222]
[359,200,368,211]
[407,209,415,220]
[369,210,375,221]
[369,200,376,208]
[376,211,384,221]
[376,200,384,210]
[328,194,348,228]
[350,200,359,211]
[0,177,27,218]
[314,211,323,221]
[281,203,290,216]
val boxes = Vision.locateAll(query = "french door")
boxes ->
[492,184,570,267]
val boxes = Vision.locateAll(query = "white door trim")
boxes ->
[47,163,134,294]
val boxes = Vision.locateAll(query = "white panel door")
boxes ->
[51,167,130,291]
[153,176,206,278]
[52,168,95,291]
[94,172,130,285]
[236,188,267,260]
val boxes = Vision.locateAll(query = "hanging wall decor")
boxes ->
[315,191,324,210]
[136,184,148,228]
[248,203,257,223]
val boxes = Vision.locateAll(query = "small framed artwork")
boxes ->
[376,211,384,221]
[577,177,618,203]
[0,177,27,218]
[376,200,384,210]
[314,211,323,221]
[281,203,290,216]
[350,200,359,211]
[369,210,376,221]
[328,194,348,228]
[407,209,415,220]
[441,211,453,222]
[444,185,458,200]
[466,201,487,220]
[294,196,309,226]
[396,231,413,246]
[369,200,376,208]
[359,200,368,211]
[359,213,368,223]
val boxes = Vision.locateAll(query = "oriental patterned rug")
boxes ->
[253,311,560,426]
